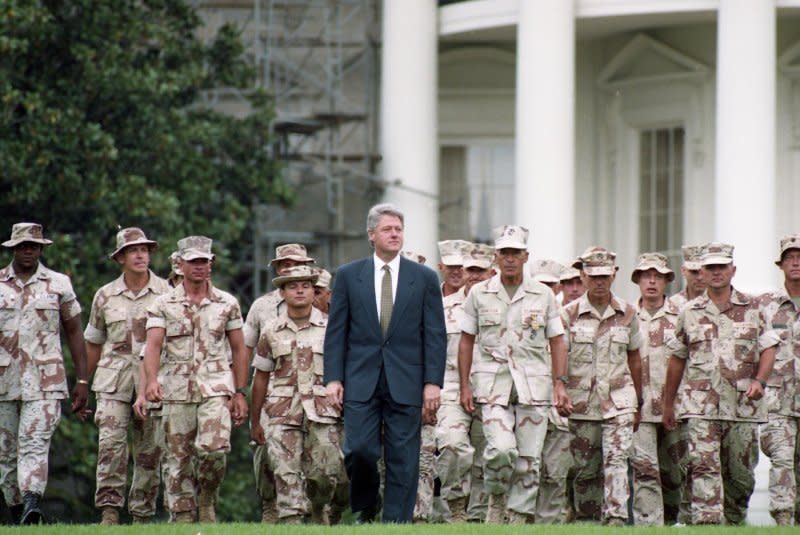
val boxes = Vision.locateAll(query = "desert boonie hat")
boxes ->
[109,227,157,259]
[2,223,53,248]
[270,243,314,266]
[775,234,800,266]
[273,265,319,288]
[313,268,332,289]
[631,252,675,283]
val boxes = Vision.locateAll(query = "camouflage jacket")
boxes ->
[667,289,691,311]
[146,282,242,403]
[562,292,642,421]
[85,271,169,402]
[243,289,284,349]
[759,290,800,417]
[666,287,778,422]
[461,274,564,407]
[0,262,81,401]
[442,287,484,403]
[253,307,340,425]
[636,298,680,423]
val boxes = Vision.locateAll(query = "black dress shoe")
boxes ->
[9,504,23,524]
[355,505,378,524]
[19,492,43,525]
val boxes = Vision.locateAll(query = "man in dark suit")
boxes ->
[324,203,447,523]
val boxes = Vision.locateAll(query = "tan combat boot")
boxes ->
[486,493,507,524]
[774,511,793,526]
[198,492,216,523]
[261,498,278,523]
[507,510,532,524]
[174,511,195,523]
[447,497,468,523]
[281,514,304,524]
[310,504,327,524]
[131,515,148,524]
[100,506,119,526]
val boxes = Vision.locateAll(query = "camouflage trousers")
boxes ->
[413,423,436,521]
[252,405,277,502]
[480,402,548,515]
[0,399,61,502]
[677,421,691,524]
[569,413,634,523]
[685,418,758,525]
[267,417,346,520]
[630,421,683,525]
[760,415,800,520]
[535,420,573,523]
[435,401,487,521]
[162,397,231,514]
[94,398,162,516]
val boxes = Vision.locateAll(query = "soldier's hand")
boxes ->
[662,406,676,431]
[132,396,148,420]
[231,393,248,426]
[553,381,573,417]
[250,422,266,446]
[746,380,764,401]
[459,385,474,414]
[145,379,163,403]
[326,381,344,412]
[71,382,89,419]
[633,408,641,432]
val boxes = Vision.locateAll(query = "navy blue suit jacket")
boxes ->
[323,255,446,406]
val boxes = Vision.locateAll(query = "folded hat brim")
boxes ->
[273,274,319,287]
[2,238,53,248]
[631,266,675,283]
[270,255,315,265]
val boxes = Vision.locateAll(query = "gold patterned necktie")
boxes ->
[380,264,393,337]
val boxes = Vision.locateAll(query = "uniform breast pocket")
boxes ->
[609,326,630,362]
[105,308,128,345]
[569,327,595,363]
[34,298,60,332]
[165,320,193,361]
[733,322,758,363]
[271,341,295,379]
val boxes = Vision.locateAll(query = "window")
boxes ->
[639,127,684,291]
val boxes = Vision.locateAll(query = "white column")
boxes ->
[515,0,575,263]
[715,0,776,293]
[380,0,438,263]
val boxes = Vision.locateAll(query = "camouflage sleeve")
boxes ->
[459,288,478,335]
[252,331,275,372]
[59,277,81,321]
[83,289,107,344]
[666,309,688,359]
[545,291,565,338]
[225,300,244,331]
[145,298,166,330]
[560,308,571,351]
[243,303,260,348]
[627,313,643,351]
[757,301,780,352]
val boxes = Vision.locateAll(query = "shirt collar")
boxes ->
[374,253,400,274]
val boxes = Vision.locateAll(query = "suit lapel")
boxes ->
[356,257,380,332]
[386,256,415,338]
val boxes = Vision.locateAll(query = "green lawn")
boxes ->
[0,524,792,535]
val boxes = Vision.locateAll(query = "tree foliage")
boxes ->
[0,0,289,522]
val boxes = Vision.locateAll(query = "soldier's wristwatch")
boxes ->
[556,375,568,385]
[757,379,767,389]
[235,387,247,396]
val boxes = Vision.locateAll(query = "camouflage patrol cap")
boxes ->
[463,243,495,269]
[631,252,675,283]
[531,259,564,284]
[169,251,183,277]
[2,222,53,248]
[775,233,800,266]
[438,239,470,266]
[493,225,529,250]
[401,250,426,265]
[272,265,319,288]
[109,227,157,259]
[681,245,703,270]
[700,242,734,266]
[313,267,332,289]
[572,246,606,270]
[270,243,314,266]
[177,236,214,261]
[580,247,619,276]
[559,265,581,282]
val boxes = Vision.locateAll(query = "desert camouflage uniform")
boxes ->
[666,287,778,525]
[461,273,563,518]
[435,287,487,521]
[254,307,346,520]
[758,290,800,523]
[630,299,682,525]
[562,292,642,523]
[413,423,437,521]
[535,406,572,523]
[0,262,79,503]
[146,282,241,514]
[85,271,168,515]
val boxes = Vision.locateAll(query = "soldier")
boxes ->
[249,266,346,524]
[663,242,778,525]
[312,268,332,315]
[458,226,570,524]
[143,236,249,523]
[245,244,315,523]
[560,265,585,306]
[0,222,89,525]
[562,247,643,526]
[757,234,800,526]
[668,245,706,309]
[84,228,169,525]
[530,259,572,524]
[628,253,682,525]
[439,240,470,297]
[436,243,494,523]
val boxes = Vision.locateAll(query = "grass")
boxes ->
[0,524,794,535]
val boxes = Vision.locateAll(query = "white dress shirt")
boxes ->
[373,253,400,321]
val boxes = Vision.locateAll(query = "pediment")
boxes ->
[598,34,709,90]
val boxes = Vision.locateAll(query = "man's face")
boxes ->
[780,249,800,283]
[465,266,492,291]
[12,242,42,270]
[313,286,332,312]
[180,258,212,284]
[561,276,584,304]
[681,266,706,295]
[275,258,306,276]
[368,215,404,257]
[495,248,528,279]
[439,263,464,290]
[637,269,668,300]
[581,272,614,302]
[281,280,314,308]
[116,244,151,275]
[700,263,735,290]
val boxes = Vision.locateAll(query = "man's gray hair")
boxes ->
[366,203,404,232]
